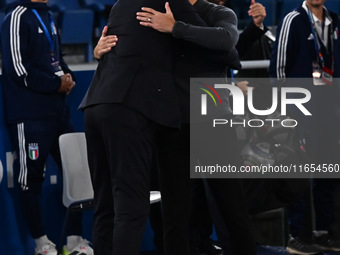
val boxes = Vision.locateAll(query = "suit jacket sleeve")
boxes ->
[172,0,238,51]
[169,0,207,26]
[236,21,268,58]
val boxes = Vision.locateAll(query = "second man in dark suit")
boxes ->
[79,0,207,254]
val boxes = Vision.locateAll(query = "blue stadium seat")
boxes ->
[79,0,117,37]
[258,0,277,26]
[48,0,94,62]
[80,0,116,12]
[49,0,84,13]
[1,0,16,11]
[278,0,302,24]
[278,0,339,24]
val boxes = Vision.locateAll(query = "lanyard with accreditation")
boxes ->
[307,7,334,86]
[32,9,64,77]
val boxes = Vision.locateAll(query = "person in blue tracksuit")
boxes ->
[270,1,340,254]
[0,0,92,254]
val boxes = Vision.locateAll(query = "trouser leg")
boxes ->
[157,124,191,255]
[85,104,154,255]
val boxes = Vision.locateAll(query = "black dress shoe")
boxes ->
[199,239,223,255]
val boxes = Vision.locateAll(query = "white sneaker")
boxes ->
[62,238,93,255]
[35,241,57,255]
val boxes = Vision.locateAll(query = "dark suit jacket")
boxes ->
[80,0,206,128]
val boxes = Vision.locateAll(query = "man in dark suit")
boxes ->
[79,0,207,254]
[136,1,257,255]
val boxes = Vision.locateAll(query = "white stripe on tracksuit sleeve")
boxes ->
[10,6,28,78]
[275,11,300,80]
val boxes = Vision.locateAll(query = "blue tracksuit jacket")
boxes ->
[0,0,73,124]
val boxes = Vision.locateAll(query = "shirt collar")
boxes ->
[302,1,331,26]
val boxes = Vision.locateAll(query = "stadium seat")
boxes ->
[258,0,277,26]
[49,0,86,13]
[57,132,161,252]
[0,0,15,11]
[79,0,117,37]
[80,0,116,10]
[58,132,94,218]
[58,132,161,209]
[58,132,94,253]
[48,0,94,62]
[278,0,302,23]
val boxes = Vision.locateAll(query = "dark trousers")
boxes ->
[149,162,164,253]
[205,178,257,255]
[192,121,257,255]
[288,123,340,240]
[156,124,191,255]
[190,178,213,251]
[157,123,257,255]
[84,104,155,255]
[8,116,82,239]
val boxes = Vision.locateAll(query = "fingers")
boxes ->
[137,7,160,22]
[66,81,76,95]
[248,3,266,16]
[137,6,175,33]
[139,21,154,29]
[102,25,108,37]
[237,81,253,96]
[237,81,249,86]
[249,3,265,13]
[136,9,154,24]
[61,73,73,83]
[98,45,115,56]
[136,14,153,23]
[250,9,266,18]
[165,2,172,14]
[98,37,118,54]
[251,0,255,5]
[103,35,118,44]
[94,33,118,59]
[140,7,158,14]
[59,75,75,94]
[98,26,117,51]
[99,35,118,48]
[63,73,72,82]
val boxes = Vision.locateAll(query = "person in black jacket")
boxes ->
[270,0,340,254]
[0,0,92,255]
[96,0,267,253]
[137,1,257,255]
[93,2,241,255]
[79,0,208,254]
